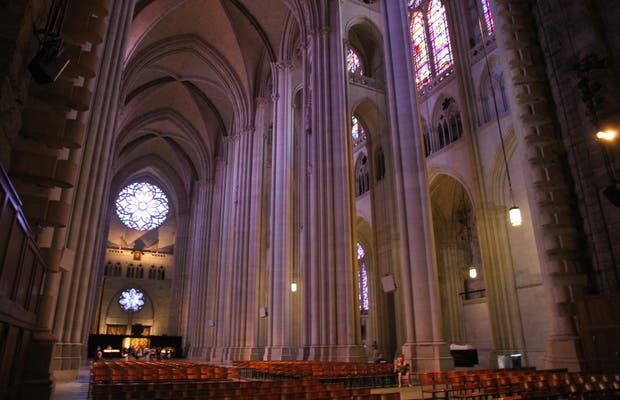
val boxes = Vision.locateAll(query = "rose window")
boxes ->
[119,288,145,312]
[115,182,169,231]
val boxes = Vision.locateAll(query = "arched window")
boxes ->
[428,0,452,76]
[355,155,370,197]
[407,0,454,92]
[410,12,430,87]
[468,0,495,48]
[346,46,365,76]
[426,97,463,155]
[351,115,367,148]
[357,242,369,314]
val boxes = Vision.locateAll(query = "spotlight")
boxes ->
[596,129,617,142]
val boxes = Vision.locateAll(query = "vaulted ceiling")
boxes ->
[115,0,296,184]
[107,0,302,249]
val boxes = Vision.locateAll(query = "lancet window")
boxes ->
[407,0,454,93]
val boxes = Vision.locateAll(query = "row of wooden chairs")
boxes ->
[233,360,395,387]
[91,360,238,383]
[89,378,400,400]
[418,369,620,400]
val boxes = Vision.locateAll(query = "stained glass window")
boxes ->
[410,12,430,86]
[119,288,145,312]
[115,182,169,231]
[428,0,453,76]
[357,242,369,313]
[407,0,454,91]
[481,0,494,36]
[407,0,423,10]
[346,47,364,75]
[351,115,367,147]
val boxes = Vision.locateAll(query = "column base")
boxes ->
[187,346,211,359]
[224,346,265,360]
[21,331,57,400]
[52,342,83,382]
[263,346,299,360]
[544,335,585,372]
[297,345,367,361]
[402,341,453,371]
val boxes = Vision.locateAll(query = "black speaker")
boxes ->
[603,184,620,207]
[28,44,70,84]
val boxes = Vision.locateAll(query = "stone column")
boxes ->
[201,156,227,360]
[381,0,452,371]
[49,0,135,379]
[221,125,264,361]
[264,60,296,360]
[300,5,365,360]
[494,0,586,371]
[211,137,236,362]
[184,177,213,358]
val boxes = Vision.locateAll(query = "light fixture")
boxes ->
[595,126,619,207]
[468,266,478,279]
[290,282,297,292]
[596,129,617,142]
[509,206,522,226]
[476,8,521,227]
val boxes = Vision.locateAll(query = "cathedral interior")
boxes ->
[0,0,619,399]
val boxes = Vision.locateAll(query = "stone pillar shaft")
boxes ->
[381,0,451,371]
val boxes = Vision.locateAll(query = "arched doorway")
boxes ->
[430,174,493,367]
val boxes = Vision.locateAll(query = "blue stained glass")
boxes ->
[481,0,494,35]
[119,288,145,312]
[408,0,423,10]
[428,0,453,75]
[346,47,364,75]
[410,12,430,87]
[351,115,367,147]
[115,182,169,231]
[357,242,369,312]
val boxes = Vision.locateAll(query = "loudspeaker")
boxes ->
[603,184,620,207]
[381,274,397,293]
[28,45,70,84]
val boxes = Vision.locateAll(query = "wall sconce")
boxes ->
[290,282,297,292]
[468,266,478,279]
